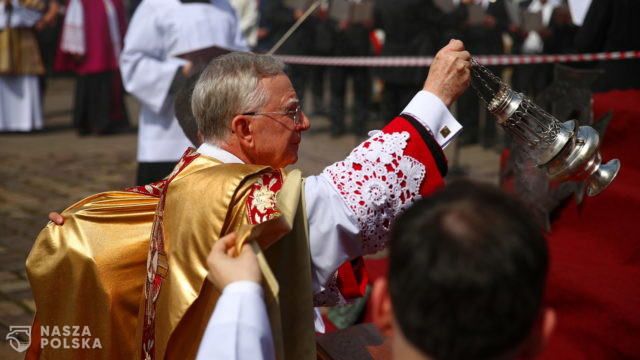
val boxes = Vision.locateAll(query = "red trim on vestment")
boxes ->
[336,257,369,300]
[381,116,447,196]
[246,170,284,225]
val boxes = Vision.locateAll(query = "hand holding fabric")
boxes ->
[206,232,262,291]
[423,39,471,107]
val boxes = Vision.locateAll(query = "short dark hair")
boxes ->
[389,180,548,360]
[174,69,203,147]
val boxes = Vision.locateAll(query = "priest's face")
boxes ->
[250,74,311,168]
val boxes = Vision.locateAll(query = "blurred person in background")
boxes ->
[458,0,510,147]
[229,0,259,49]
[261,0,314,102]
[541,2,577,57]
[33,0,61,94]
[255,0,272,51]
[120,0,247,186]
[308,1,332,117]
[328,0,373,137]
[54,0,129,135]
[572,0,640,92]
[511,0,562,99]
[373,0,460,124]
[0,0,56,132]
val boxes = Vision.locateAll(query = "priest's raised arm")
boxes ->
[307,39,470,306]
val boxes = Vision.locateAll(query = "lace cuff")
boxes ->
[313,272,348,306]
[321,131,426,255]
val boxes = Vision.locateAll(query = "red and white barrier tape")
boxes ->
[276,50,640,67]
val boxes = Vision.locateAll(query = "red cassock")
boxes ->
[54,0,127,75]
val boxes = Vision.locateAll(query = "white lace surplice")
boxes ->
[307,90,461,306]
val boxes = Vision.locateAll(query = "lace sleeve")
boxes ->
[313,272,345,307]
[321,130,426,255]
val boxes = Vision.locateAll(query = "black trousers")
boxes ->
[381,82,420,124]
[329,66,371,135]
[74,70,129,134]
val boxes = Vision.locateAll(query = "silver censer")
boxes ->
[470,59,620,196]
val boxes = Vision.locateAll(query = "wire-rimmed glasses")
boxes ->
[242,106,303,125]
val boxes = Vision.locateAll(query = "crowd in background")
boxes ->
[1,0,638,148]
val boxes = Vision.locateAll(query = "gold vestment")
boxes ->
[27,151,316,359]
[26,191,158,359]
[0,27,45,75]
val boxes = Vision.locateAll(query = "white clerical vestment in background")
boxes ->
[0,1,44,132]
[196,90,462,359]
[120,0,247,163]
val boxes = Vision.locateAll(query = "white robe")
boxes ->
[195,90,462,359]
[120,0,247,163]
[0,1,43,132]
[229,0,259,48]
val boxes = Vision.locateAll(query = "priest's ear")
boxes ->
[230,114,254,147]
[371,278,394,337]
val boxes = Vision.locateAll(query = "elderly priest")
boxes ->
[26,40,471,360]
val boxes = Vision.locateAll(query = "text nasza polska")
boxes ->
[40,326,102,349]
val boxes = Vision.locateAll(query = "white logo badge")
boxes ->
[6,325,31,353]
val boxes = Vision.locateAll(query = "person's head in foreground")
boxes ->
[372,180,555,360]
[191,52,311,169]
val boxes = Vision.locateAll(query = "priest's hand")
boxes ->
[48,212,65,225]
[206,232,262,291]
[423,39,471,107]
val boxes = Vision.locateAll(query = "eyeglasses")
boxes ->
[242,106,303,125]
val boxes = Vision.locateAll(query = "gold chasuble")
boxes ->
[26,191,157,359]
[26,149,316,360]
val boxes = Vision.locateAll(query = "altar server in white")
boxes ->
[120,0,248,185]
[0,0,45,132]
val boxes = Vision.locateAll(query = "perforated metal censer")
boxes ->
[470,58,620,196]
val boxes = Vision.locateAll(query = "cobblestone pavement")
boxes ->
[0,77,499,357]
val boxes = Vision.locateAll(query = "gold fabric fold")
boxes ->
[27,152,317,360]
[25,191,159,359]
[261,172,317,360]
[152,161,316,360]
[231,170,316,360]
[0,27,45,75]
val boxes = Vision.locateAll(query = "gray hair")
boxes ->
[191,52,286,143]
